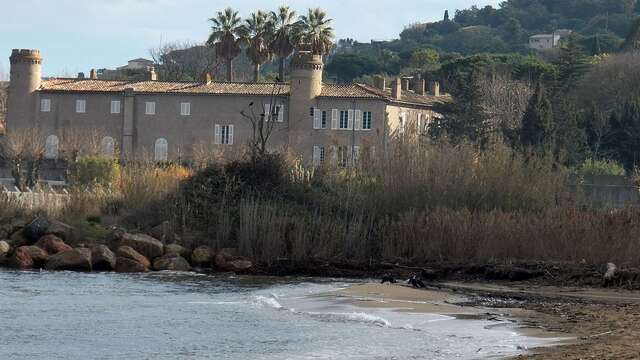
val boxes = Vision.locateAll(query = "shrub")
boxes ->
[575,158,626,176]
[69,156,120,186]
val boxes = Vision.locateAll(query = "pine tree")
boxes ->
[621,17,640,51]
[521,82,554,154]
[444,10,450,22]
[554,99,588,166]
[556,34,588,92]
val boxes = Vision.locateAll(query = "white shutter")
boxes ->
[354,146,360,162]
[264,103,271,122]
[313,108,321,129]
[214,124,221,144]
[331,109,338,130]
[330,145,337,163]
[347,110,354,130]
[313,146,320,165]
[354,110,362,131]
[277,105,284,122]
[228,125,234,145]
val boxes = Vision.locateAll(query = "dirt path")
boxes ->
[436,282,640,359]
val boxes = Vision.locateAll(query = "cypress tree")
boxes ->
[556,35,588,92]
[521,82,554,153]
[444,10,450,22]
[554,99,588,166]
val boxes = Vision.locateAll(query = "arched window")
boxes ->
[154,138,168,161]
[44,135,59,159]
[101,136,115,156]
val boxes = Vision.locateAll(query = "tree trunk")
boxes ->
[279,58,286,82]
[227,59,233,82]
[254,63,261,82]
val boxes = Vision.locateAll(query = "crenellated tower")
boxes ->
[7,49,42,130]
[287,52,323,155]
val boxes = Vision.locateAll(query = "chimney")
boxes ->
[89,69,97,79]
[77,72,85,79]
[414,79,426,95]
[392,77,402,100]
[149,67,158,81]
[429,81,440,97]
[402,78,411,91]
[373,75,386,90]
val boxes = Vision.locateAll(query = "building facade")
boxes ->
[7,49,448,166]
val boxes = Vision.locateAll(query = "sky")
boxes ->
[0,0,501,78]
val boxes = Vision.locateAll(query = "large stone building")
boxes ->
[7,49,448,166]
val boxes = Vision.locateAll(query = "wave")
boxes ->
[307,311,391,327]
[252,295,284,310]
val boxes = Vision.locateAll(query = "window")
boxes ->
[44,135,59,159]
[264,104,284,122]
[40,99,51,112]
[110,100,121,114]
[337,146,349,167]
[145,101,156,115]
[321,111,327,129]
[214,124,234,145]
[313,146,325,166]
[362,112,372,130]
[154,138,168,161]
[101,137,115,156]
[180,102,191,116]
[310,107,315,117]
[339,110,349,129]
[76,99,86,113]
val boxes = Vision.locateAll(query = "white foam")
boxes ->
[253,295,283,310]
[307,311,391,327]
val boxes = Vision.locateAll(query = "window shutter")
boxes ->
[355,110,362,130]
[277,105,284,122]
[214,124,221,144]
[264,104,271,122]
[354,146,360,162]
[313,108,321,129]
[347,110,354,130]
[313,146,320,165]
[331,109,338,130]
[228,125,234,145]
[330,145,338,163]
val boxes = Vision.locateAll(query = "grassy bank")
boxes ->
[3,140,639,268]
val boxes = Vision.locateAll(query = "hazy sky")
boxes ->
[0,0,500,77]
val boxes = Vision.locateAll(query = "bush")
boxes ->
[575,158,626,176]
[69,156,120,186]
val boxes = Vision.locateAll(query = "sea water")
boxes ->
[0,270,561,359]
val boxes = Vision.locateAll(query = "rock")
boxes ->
[603,262,618,287]
[23,217,51,243]
[120,233,164,260]
[150,221,179,243]
[214,249,253,273]
[34,235,72,255]
[12,246,48,269]
[8,230,28,248]
[0,240,10,258]
[45,221,74,242]
[115,246,150,273]
[191,246,215,267]
[153,254,192,272]
[165,244,190,260]
[45,249,92,271]
[91,245,116,271]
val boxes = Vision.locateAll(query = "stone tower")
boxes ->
[287,52,323,155]
[7,49,42,130]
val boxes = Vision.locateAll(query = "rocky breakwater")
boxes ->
[0,217,254,275]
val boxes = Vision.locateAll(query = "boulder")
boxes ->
[12,246,48,269]
[214,249,253,273]
[35,235,72,255]
[8,230,28,248]
[91,245,116,271]
[45,248,92,271]
[153,254,192,272]
[115,246,150,273]
[191,246,215,267]
[45,220,74,242]
[23,217,51,243]
[603,262,618,287]
[0,240,10,258]
[165,244,190,260]
[149,221,180,243]
[120,233,164,260]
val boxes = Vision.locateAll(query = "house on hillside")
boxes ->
[6,49,449,167]
[98,57,155,80]
[529,29,573,50]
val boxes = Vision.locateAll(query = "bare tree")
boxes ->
[58,128,105,162]
[150,41,219,82]
[0,128,45,190]
[240,83,288,158]
[478,73,532,141]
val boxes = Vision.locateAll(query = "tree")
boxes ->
[521,82,554,154]
[207,7,247,82]
[584,103,609,158]
[556,34,589,91]
[270,6,298,81]
[621,17,640,51]
[0,128,45,191]
[297,8,335,55]
[409,48,440,70]
[325,54,381,83]
[444,10,450,21]
[603,98,640,169]
[245,11,274,82]
[554,99,588,165]
[240,84,287,158]
[150,42,216,81]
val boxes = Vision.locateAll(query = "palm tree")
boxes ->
[207,8,247,82]
[297,8,334,55]
[245,11,273,82]
[270,6,297,81]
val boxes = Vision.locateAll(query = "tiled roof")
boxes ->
[39,79,447,106]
